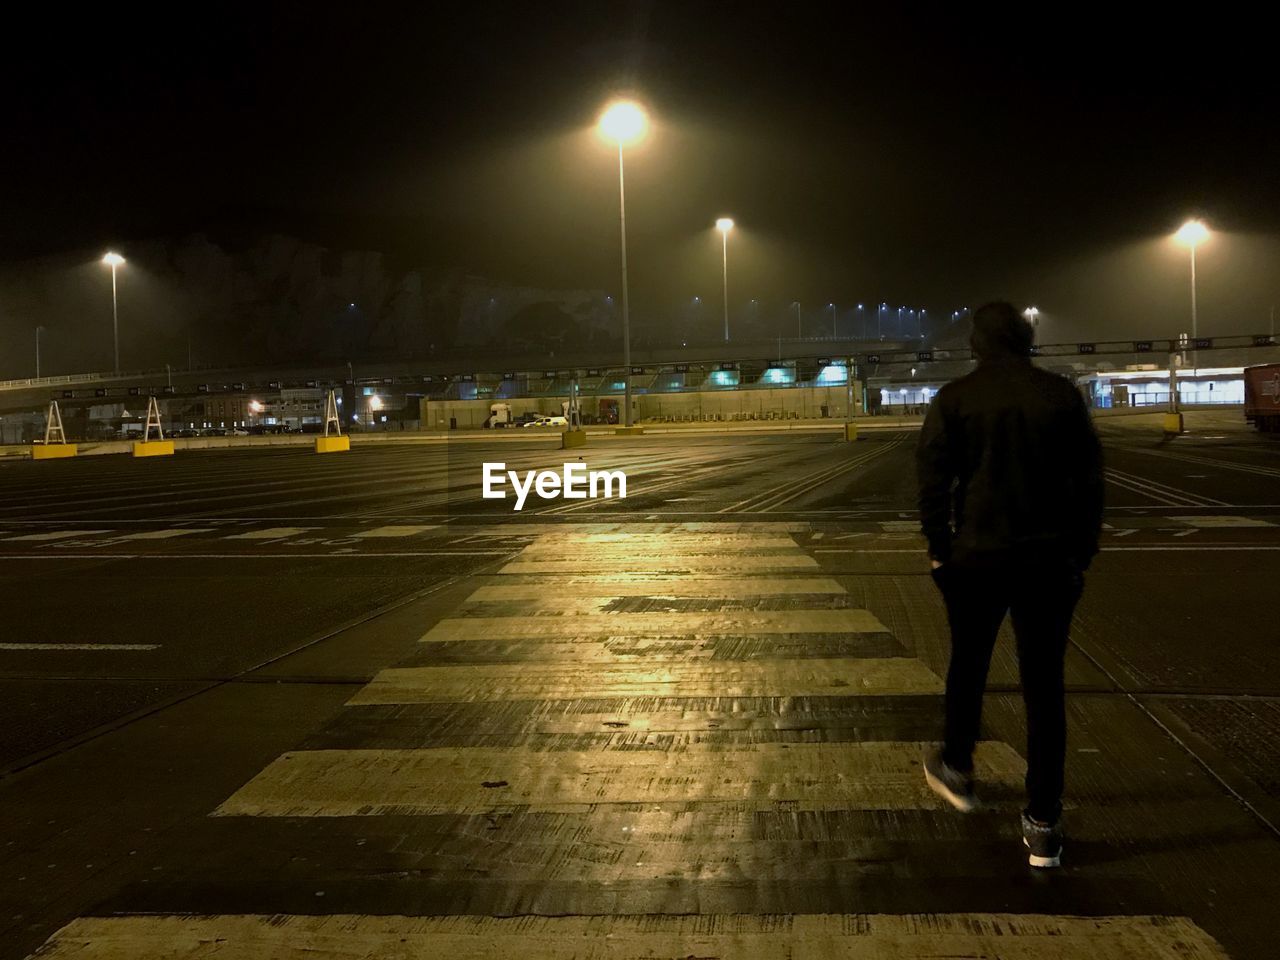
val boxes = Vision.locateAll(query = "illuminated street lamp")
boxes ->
[1174,219,1210,368]
[1023,305,1040,326]
[715,217,734,341]
[102,252,125,374]
[598,99,649,428]
[368,393,383,429]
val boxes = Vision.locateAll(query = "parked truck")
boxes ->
[1243,362,1280,432]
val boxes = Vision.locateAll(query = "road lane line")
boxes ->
[350,658,943,704]
[1168,515,1273,528]
[353,524,441,537]
[3,530,112,541]
[28,913,1233,959]
[213,740,1026,817]
[225,527,321,539]
[0,643,159,651]
[420,609,888,641]
[116,528,215,540]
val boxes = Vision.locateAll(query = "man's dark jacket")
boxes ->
[916,356,1104,567]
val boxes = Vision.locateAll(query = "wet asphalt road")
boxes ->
[1,410,1278,958]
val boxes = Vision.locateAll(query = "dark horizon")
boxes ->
[4,3,1280,377]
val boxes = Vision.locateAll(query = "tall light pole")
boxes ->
[35,325,44,379]
[793,301,801,337]
[102,252,125,374]
[715,217,734,342]
[828,303,837,337]
[1174,219,1209,370]
[598,99,649,428]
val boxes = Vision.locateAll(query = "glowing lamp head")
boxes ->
[248,400,264,413]
[715,217,734,233]
[369,395,383,411]
[598,100,648,145]
[102,252,125,266]
[1023,306,1040,321]
[1174,219,1209,247]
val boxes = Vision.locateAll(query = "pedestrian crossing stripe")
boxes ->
[466,577,847,600]
[518,536,801,554]
[25,913,1232,959]
[500,555,820,573]
[420,609,888,642]
[213,741,1024,817]
[348,658,943,704]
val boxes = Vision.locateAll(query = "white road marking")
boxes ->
[354,524,440,538]
[4,530,112,541]
[214,741,1027,817]
[0,643,159,651]
[226,527,321,540]
[350,658,943,704]
[116,528,214,540]
[28,913,1233,959]
[421,609,888,641]
[1169,515,1274,528]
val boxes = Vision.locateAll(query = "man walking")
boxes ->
[917,301,1103,868]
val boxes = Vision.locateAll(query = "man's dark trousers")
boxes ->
[932,549,1084,823]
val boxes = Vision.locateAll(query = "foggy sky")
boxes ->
[3,3,1279,378]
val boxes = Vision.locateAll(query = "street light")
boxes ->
[102,252,125,374]
[1174,219,1210,368]
[35,325,45,379]
[598,99,649,428]
[1023,306,1040,326]
[715,217,734,342]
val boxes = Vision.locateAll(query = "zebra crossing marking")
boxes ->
[467,578,847,600]
[24,913,1233,960]
[349,658,943,704]
[420,609,888,642]
[501,554,820,573]
[213,741,1024,817]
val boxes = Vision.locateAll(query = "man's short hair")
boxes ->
[970,301,1035,359]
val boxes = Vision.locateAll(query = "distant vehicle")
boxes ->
[1244,362,1280,432]
[175,428,199,438]
[522,415,569,428]
[485,402,514,428]
[202,427,227,437]
[230,426,249,436]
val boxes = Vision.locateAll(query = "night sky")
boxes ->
[4,2,1280,365]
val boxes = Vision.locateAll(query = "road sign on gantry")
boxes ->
[133,396,175,457]
[316,388,350,453]
[32,400,77,459]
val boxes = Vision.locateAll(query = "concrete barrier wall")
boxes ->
[421,385,864,429]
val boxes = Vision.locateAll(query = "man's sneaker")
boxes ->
[1021,812,1063,868]
[923,748,978,812]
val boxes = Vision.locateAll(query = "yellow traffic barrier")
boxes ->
[133,440,175,457]
[32,443,78,460]
[561,429,587,449]
[614,425,645,436]
[315,435,350,453]
[844,421,858,442]
[1162,412,1184,435]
